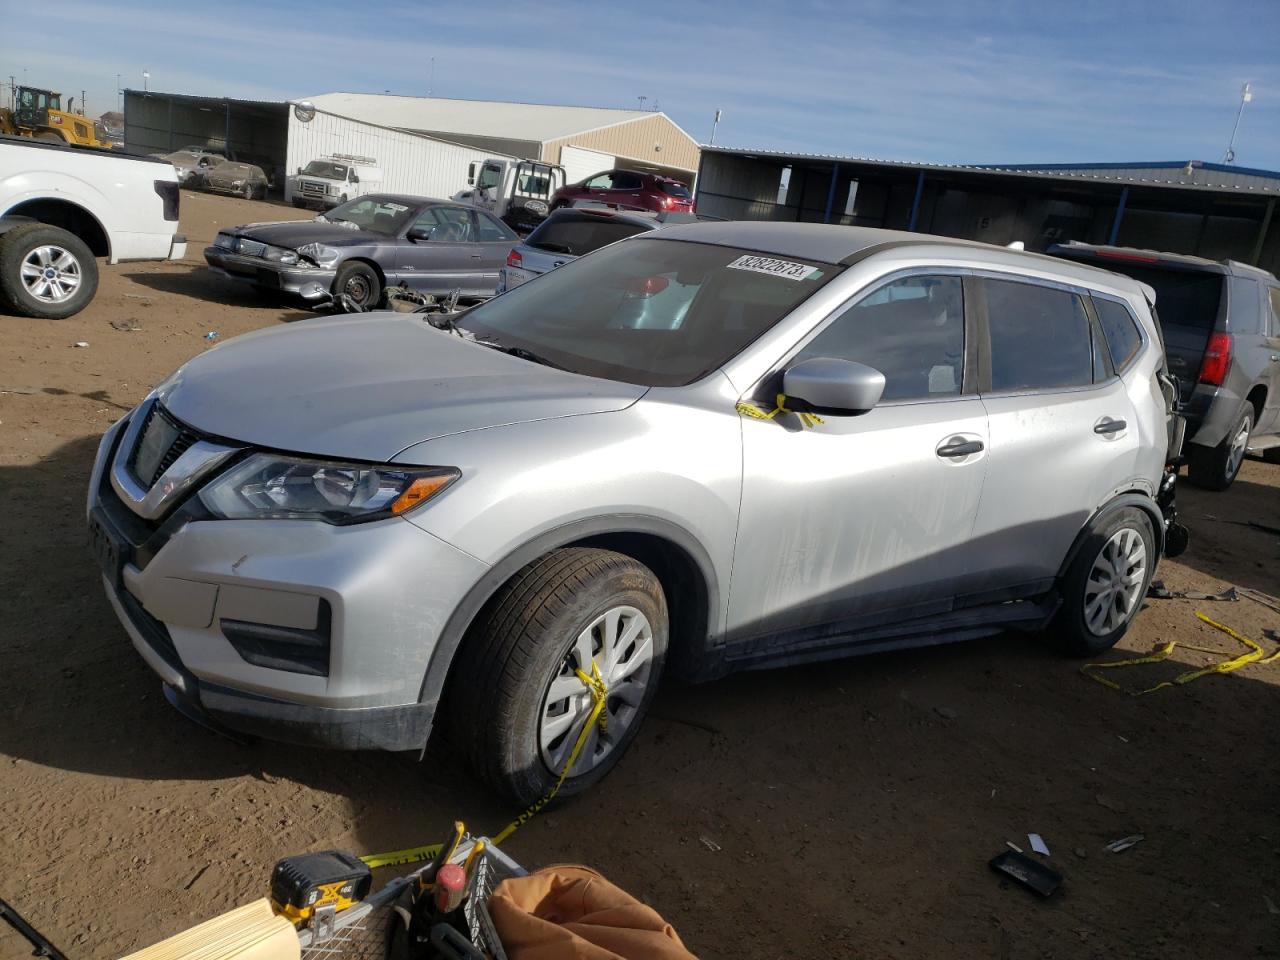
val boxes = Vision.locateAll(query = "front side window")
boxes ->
[584,173,615,190]
[455,238,840,386]
[476,164,503,191]
[1092,297,1144,372]
[412,207,473,242]
[794,275,965,402]
[984,277,1093,392]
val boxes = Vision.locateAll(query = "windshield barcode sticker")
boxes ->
[727,255,820,281]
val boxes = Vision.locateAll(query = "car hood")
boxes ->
[156,314,646,462]
[226,220,378,248]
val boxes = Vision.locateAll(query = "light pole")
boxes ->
[709,109,722,145]
[1222,82,1253,164]
[116,73,122,112]
[142,70,150,93]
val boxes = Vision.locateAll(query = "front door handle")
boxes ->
[1094,418,1127,435]
[937,439,985,458]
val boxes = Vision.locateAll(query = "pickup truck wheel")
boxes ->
[332,262,381,310]
[1050,507,1155,656]
[0,222,99,319]
[1187,408,1253,491]
[446,547,668,805]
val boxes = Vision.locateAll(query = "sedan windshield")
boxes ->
[456,238,840,386]
[324,197,416,235]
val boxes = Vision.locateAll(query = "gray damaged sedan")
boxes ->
[204,194,521,308]
[92,221,1185,803]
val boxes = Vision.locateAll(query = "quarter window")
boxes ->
[1092,297,1144,372]
[984,278,1093,392]
[795,275,965,402]
[1269,288,1280,337]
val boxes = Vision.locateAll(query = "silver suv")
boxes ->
[88,223,1184,803]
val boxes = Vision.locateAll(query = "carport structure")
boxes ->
[695,148,1280,274]
[122,90,289,185]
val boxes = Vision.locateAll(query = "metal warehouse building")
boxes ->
[695,147,1280,274]
[305,93,701,184]
[124,89,700,200]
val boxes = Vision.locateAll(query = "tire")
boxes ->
[446,548,668,805]
[35,131,64,143]
[1187,407,1253,491]
[0,222,99,319]
[1050,507,1156,657]
[332,261,381,310]
[242,182,255,200]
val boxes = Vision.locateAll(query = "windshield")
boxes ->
[477,164,503,191]
[324,196,415,235]
[456,238,840,386]
[166,151,200,165]
[527,213,649,256]
[303,160,349,180]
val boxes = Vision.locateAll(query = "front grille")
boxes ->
[302,180,326,195]
[128,403,202,489]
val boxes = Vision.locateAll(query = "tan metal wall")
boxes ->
[542,114,699,177]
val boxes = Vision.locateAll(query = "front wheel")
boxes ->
[446,548,668,805]
[332,261,381,310]
[0,222,99,319]
[1050,507,1155,656]
[1187,408,1253,491]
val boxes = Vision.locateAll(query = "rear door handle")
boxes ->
[936,439,985,458]
[1094,418,1127,435]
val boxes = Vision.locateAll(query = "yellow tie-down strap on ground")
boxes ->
[736,393,825,430]
[1081,612,1280,697]
[359,660,610,870]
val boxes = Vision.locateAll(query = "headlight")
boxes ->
[199,454,459,524]
[262,244,299,265]
[231,179,243,187]
[297,242,340,267]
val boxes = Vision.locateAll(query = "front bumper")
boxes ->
[204,246,336,300]
[88,413,488,751]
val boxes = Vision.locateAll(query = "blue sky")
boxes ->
[3,0,1279,168]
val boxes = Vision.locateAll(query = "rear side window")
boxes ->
[984,278,1093,392]
[526,214,648,256]
[660,181,692,199]
[1092,297,1144,372]
[796,275,965,402]
[475,211,518,242]
[612,172,643,190]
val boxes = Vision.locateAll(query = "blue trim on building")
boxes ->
[823,163,840,224]
[974,160,1280,181]
[907,171,925,231]
[1108,187,1129,246]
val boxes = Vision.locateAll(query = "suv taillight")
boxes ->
[1198,332,1232,386]
[506,249,522,268]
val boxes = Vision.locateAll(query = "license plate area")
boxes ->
[88,511,128,588]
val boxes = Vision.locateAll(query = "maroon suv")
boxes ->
[549,168,695,214]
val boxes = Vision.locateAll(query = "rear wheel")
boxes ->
[332,261,381,310]
[1187,407,1253,490]
[446,548,668,805]
[0,222,98,319]
[1051,507,1155,657]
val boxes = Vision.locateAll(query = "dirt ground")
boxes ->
[2,191,1279,960]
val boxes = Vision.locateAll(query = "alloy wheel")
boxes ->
[1226,416,1251,481]
[1084,528,1148,636]
[539,605,655,776]
[20,245,82,304]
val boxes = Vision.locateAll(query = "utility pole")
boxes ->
[1222,82,1253,163]
[7,76,15,111]
[116,73,122,112]
[428,57,434,97]
[709,109,722,146]
[637,95,647,111]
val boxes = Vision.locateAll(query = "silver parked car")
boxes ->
[88,222,1185,803]
[202,160,269,201]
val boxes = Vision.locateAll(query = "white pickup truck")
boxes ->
[0,135,186,318]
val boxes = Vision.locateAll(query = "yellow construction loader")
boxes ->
[0,85,114,148]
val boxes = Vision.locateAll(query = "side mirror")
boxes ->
[782,357,885,416]
[351,174,359,184]
[407,227,432,242]
[296,167,302,175]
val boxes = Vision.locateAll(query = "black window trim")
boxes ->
[761,266,979,409]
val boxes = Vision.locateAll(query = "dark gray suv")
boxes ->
[1051,243,1280,489]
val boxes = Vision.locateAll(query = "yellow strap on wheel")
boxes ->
[1080,611,1278,697]
[360,660,611,868]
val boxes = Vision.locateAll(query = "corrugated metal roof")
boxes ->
[703,146,1280,195]
[305,94,653,144]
